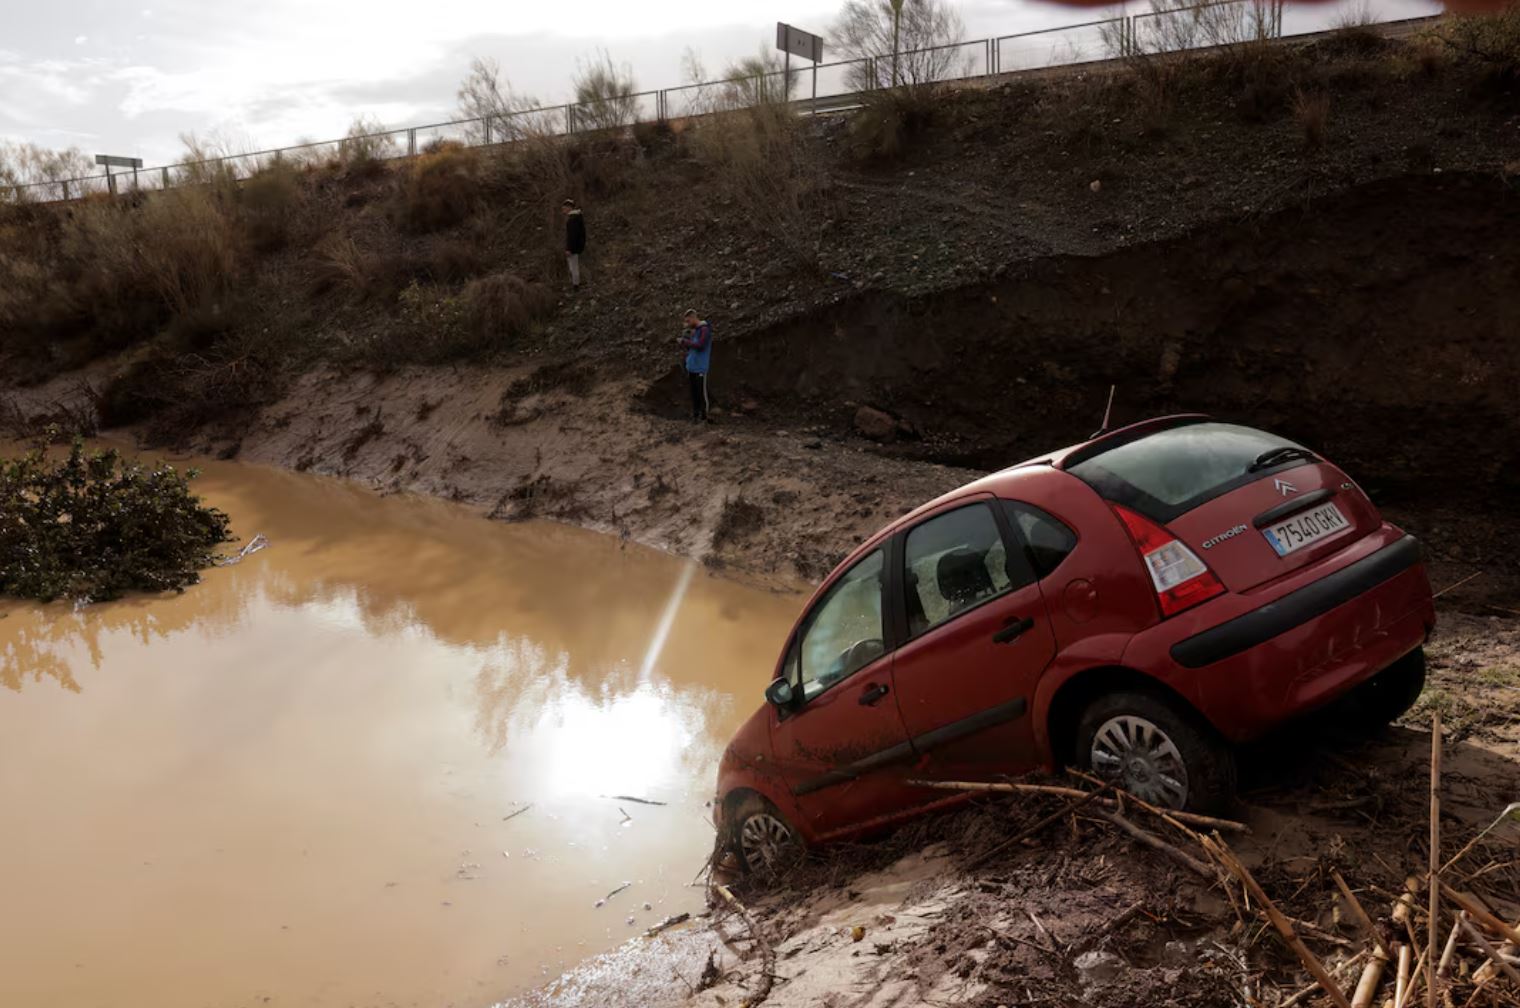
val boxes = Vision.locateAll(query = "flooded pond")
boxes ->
[0,450,805,1007]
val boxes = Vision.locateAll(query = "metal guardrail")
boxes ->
[2,1,1419,204]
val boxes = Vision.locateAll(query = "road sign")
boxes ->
[95,154,144,168]
[776,22,824,63]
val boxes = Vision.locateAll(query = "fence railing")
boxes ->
[3,1,1424,204]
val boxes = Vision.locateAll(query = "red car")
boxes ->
[716,416,1435,872]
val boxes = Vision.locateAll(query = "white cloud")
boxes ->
[74,35,88,46]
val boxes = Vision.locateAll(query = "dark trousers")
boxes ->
[687,370,709,420]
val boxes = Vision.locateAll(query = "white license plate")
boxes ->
[1263,502,1350,557]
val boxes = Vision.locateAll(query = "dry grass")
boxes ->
[395,143,480,232]
[1292,88,1331,151]
[241,161,305,252]
[461,271,553,343]
[847,87,940,162]
[690,103,831,265]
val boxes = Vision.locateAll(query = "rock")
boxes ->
[1089,179,1103,193]
[853,406,897,442]
[1074,950,1123,985]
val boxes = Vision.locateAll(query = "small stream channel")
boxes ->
[0,449,805,1007]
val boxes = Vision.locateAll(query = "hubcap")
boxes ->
[738,812,797,872]
[1089,715,1190,809]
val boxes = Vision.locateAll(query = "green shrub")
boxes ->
[0,438,233,603]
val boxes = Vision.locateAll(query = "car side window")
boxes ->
[903,503,1021,637]
[1002,501,1078,578]
[793,550,886,702]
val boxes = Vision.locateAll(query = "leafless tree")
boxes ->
[0,141,94,201]
[833,0,966,93]
[571,51,639,132]
[457,57,546,143]
[720,49,797,109]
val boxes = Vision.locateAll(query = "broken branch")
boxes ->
[1098,810,1217,879]
[714,884,776,1007]
[1205,836,1352,1008]
[906,779,1248,832]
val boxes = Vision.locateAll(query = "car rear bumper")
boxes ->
[1125,531,1436,743]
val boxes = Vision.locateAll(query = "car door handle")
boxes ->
[992,617,1035,644]
[859,683,891,706]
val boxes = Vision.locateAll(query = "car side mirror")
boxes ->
[764,678,794,708]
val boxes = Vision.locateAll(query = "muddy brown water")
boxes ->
[0,449,806,1008]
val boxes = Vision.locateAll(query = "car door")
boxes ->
[888,496,1058,777]
[767,547,916,838]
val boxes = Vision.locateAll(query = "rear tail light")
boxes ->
[1110,505,1226,617]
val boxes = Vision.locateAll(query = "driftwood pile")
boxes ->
[914,711,1519,1008]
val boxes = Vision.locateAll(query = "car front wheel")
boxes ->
[728,794,802,875]
[1075,690,1236,813]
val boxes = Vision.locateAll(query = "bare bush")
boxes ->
[720,49,797,109]
[571,52,639,132]
[457,57,547,143]
[461,272,553,343]
[0,142,95,202]
[1292,88,1331,150]
[834,0,966,93]
[1131,0,1280,55]
[1438,7,1520,94]
[241,162,305,252]
[691,104,828,264]
[336,115,398,175]
[395,144,479,232]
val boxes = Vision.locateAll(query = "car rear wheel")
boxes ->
[727,794,802,875]
[1344,647,1427,732]
[1076,691,1236,813]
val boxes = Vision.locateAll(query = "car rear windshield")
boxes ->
[1066,421,1310,522]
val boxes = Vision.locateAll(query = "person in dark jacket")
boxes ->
[562,199,586,288]
[679,309,713,422]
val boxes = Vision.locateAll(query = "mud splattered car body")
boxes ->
[716,415,1436,871]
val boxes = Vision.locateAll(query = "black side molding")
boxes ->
[791,697,1029,797]
[1170,535,1423,669]
[1253,488,1335,529]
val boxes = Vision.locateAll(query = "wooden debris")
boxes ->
[1099,810,1216,879]
[1437,911,1465,978]
[1457,913,1520,989]
[644,912,692,938]
[1204,836,1352,1008]
[714,884,776,1008]
[905,778,1248,832]
[1439,882,1520,946]
[965,783,1113,870]
[604,794,668,806]
[1427,711,1442,1008]
[1334,870,1390,958]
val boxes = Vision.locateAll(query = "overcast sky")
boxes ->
[1,0,1438,168]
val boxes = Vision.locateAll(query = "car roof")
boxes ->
[823,414,1211,581]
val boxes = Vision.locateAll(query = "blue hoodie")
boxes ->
[682,321,713,374]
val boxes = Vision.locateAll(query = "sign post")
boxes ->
[776,22,824,111]
[96,154,144,195]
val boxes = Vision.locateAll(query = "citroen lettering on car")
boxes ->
[1200,524,1249,550]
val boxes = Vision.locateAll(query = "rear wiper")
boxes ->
[1248,446,1317,473]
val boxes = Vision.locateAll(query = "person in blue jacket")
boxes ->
[678,309,713,422]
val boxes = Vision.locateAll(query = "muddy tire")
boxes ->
[726,793,802,875]
[1344,647,1427,732]
[1075,690,1236,814]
